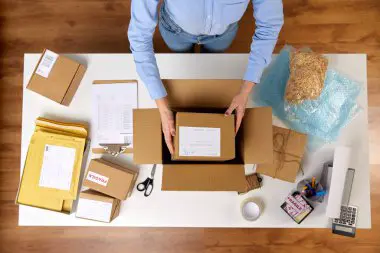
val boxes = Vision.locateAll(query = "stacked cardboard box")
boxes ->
[76,159,138,223]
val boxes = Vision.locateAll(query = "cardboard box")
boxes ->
[27,49,86,106]
[256,126,307,183]
[173,112,235,161]
[83,159,138,200]
[76,189,121,223]
[133,79,274,192]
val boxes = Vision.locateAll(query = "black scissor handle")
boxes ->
[137,178,149,191]
[144,179,154,197]
[137,177,154,197]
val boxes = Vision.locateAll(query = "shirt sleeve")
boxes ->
[128,0,167,100]
[243,0,284,84]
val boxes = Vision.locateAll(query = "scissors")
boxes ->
[137,164,156,197]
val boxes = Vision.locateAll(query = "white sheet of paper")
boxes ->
[39,144,76,191]
[35,50,59,78]
[76,198,113,223]
[92,83,137,147]
[179,127,221,157]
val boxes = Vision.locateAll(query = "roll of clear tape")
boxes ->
[241,197,263,221]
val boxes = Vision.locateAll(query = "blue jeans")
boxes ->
[159,5,238,53]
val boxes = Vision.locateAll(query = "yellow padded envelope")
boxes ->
[16,118,88,213]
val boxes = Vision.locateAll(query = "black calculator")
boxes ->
[332,205,358,237]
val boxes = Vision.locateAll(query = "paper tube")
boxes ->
[326,146,351,218]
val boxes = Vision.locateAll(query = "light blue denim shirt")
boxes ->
[128,0,284,100]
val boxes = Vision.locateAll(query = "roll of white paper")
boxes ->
[326,146,351,218]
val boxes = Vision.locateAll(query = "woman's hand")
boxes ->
[225,81,255,134]
[156,97,175,154]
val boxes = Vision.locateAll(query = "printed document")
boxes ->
[92,82,137,147]
[39,144,76,191]
[179,127,221,157]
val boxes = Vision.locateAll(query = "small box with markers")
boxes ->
[281,191,314,224]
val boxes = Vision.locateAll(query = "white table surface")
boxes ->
[20,53,370,228]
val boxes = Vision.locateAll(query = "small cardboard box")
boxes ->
[83,159,138,200]
[27,49,86,106]
[76,189,121,223]
[256,126,307,182]
[133,79,274,192]
[173,112,235,161]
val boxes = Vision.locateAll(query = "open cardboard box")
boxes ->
[133,79,273,192]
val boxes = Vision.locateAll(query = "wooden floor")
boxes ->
[1,0,380,252]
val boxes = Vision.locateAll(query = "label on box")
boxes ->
[86,171,109,186]
[35,50,59,78]
[39,144,76,191]
[76,198,113,222]
[179,127,221,157]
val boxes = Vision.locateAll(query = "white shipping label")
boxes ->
[179,127,221,157]
[39,144,76,191]
[35,50,59,78]
[86,171,109,186]
[76,198,113,223]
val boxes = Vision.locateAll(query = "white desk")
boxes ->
[20,54,370,228]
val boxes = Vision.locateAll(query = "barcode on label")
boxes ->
[35,50,59,78]
[41,55,55,68]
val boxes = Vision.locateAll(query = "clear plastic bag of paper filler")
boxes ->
[252,45,362,143]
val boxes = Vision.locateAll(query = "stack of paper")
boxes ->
[16,117,88,213]
[91,81,138,150]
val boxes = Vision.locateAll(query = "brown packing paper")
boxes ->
[256,126,307,183]
[27,49,86,105]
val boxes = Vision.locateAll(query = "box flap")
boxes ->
[162,164,246,191]
[163,79,241,109]
[61,64,86,106]
[242,107,273,164]
[133,109,162,164]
